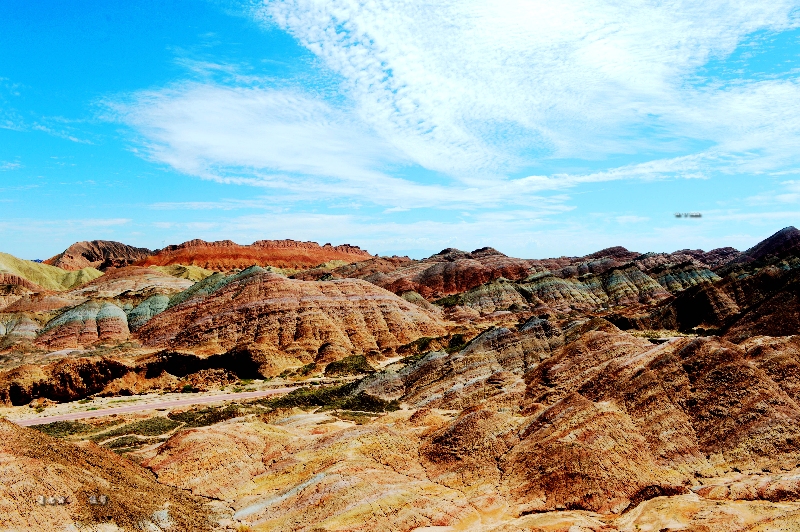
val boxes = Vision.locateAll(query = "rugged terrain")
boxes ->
[136,239,374,271]
[45,240,154,271]
[3,227,800,531]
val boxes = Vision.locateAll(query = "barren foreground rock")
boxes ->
[135,268,447,358]
[5,228,800,531]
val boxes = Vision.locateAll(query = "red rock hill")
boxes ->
[45,240,153,271]
[135,239,373,271]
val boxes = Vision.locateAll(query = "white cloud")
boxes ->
[108,1,800,219]
[111,81,592,209]
[110,83,402,182]
[258,0,800,176]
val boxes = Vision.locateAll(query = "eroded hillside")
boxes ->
[4,228,800,531]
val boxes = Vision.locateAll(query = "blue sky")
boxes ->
[2,0,800,260]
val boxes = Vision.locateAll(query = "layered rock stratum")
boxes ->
[4,227,800,531]
[0,252,102,291]
[0,418,211,530]
[136,239,373,271]
[135,267,446,359]
[45,240,153,271]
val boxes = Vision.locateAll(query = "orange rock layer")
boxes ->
[135,239,373,271]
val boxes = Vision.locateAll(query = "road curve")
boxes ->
[12,387,298,426]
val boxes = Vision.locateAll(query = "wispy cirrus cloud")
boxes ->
[108,0,800,224]
[257,0,800,176]
[109,83,403,182]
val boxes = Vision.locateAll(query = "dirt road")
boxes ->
[12,387,297,426]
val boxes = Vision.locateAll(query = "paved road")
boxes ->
[12,387,298,426]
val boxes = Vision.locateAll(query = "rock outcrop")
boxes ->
[609,258,800,339]
[291,256,414,281]
[0,283,37,312]
[647,261,721,292]
[500,392,684,514]
[67,266,193,301]
[148,264,214,281]
[0,272,48,293]
[0,357,132,405]
[135,267,446,360]
[516,265,670,311]
[0,314,39,345]
[360,247,536,300]
[732,226,800,265]
[45,240,153,271]
[0,252,102,291]
[0,418,211,530]
[524,332,800,470]
[35,301,130,349]
[136,239,372,271]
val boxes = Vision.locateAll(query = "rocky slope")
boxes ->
[135,267,446,360]
[609,254,800,340]
[45,240,153,271]
[0,418,212,531]
[730,226,800,265]
[0,277,44,312]
[81,320,800,530]
[6,228,800,531]
[136,239,373,271]
[0,252,102,291]
[67,266,193,302]
[35,301,131,349]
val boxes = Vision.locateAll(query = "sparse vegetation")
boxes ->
[90,417,181,441]
[31,419,123,439]
[324,355,375,376]
[168,404,250,428]
[260,381,399,413]
[333,410,379,424]
[295,363,317,377]
[102,435,148,450]
[411,337,433,351]
[31,421,94,438]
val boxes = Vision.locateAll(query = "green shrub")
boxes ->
[260,382,398,413]
[102,435,147,450]
[91,417,181,441]
[31,421,94,438]
[411,337,433,351]
[445,333,467,353]
[168,404,246,428]
[433,294,461,308]
[295,363,317,377]
[324,355,375,376]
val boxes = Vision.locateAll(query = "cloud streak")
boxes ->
[259,0,800,175]
[108,1,800,221]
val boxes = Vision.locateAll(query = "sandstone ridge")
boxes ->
[136,238,373,271]
[45,240,153,271]
[135,267,446,360]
